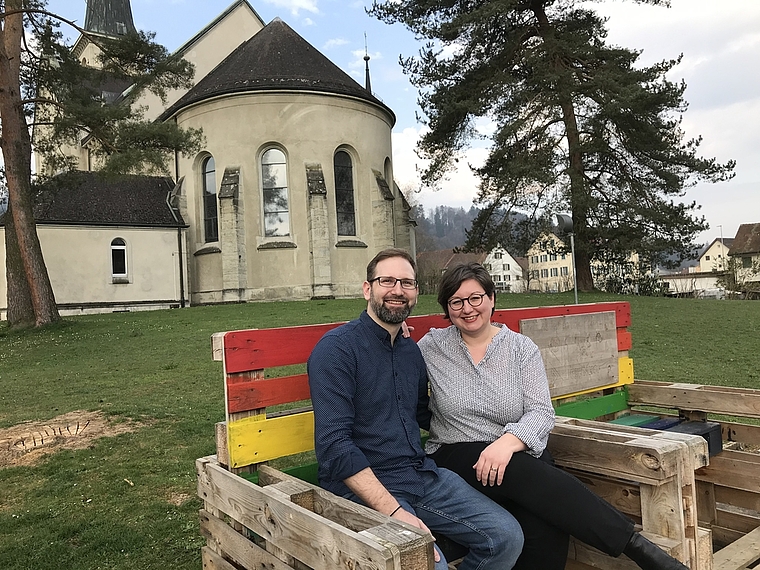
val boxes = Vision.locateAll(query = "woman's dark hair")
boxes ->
[437,262,496,319]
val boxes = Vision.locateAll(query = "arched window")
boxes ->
[261,148,289,237]
[334,150,356,236]
[202,156,218,242]
[111,238,127,279]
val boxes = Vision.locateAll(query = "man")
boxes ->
[308,248,523,570]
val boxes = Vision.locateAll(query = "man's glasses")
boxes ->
[369,276,418,290]
[448,293,486,311]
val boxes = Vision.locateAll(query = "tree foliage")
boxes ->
[369,0,735,290]
[1,0,203,328]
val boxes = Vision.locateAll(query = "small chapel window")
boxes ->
[334,150,356,236]
[111,238,128,283]
[202,156,218,242]
[261,148,290,237]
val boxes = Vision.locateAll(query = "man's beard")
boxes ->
[370,294,414,324]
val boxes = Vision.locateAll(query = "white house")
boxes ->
[482,246,527,293]
[526,233,573,293]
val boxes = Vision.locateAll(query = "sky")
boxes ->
[45,0,760,246]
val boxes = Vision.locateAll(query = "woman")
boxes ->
[418,262,689,570]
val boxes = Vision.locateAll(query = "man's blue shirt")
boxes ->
[308,310,436,498]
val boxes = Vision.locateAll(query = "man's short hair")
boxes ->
[437,262,496,319]
[367,248,417,281]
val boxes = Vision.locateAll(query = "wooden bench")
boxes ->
[197,301,760,570]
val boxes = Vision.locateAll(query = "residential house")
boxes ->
[728,222,760,293]
[2,0,416,318]
[699,238,734,273]
[416,250,486,295]
[526,233,573,293]
[482,246,527,293]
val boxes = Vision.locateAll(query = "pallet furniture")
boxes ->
[197,301,760,570]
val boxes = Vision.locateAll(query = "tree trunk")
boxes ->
[4,203,35,327]
[0,1,61,327]
[533,3,594,292]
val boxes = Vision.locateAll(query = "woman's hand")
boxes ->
[473,433,527,486]
[400,321,414,338]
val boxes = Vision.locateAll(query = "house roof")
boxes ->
[698,237,735,258]
[728,223,760,256]
[159,18,394,123]
[8,171,184,228]
[417,249,488,273]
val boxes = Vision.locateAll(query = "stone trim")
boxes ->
[194,245,222,256]
[373,169,394,201]
[306,163,327,195]
[257,241,297,250]
[335,239,367,248]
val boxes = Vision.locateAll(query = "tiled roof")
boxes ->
[417,249,488,272]
[23,171,183,227]
[728,223,760,255]
[159,18,394,123]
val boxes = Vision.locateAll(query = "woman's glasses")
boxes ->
[448,293,486,311]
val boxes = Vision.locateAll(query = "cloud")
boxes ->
[323,37,348,51]
[262,0,319,16]
[392,127,488,214]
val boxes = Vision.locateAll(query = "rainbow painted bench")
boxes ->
[196,301,760,570]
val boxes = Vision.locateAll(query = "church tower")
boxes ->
[84,0,137,37]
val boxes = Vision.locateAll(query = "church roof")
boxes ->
[84,0,137,37]
[26,171,184,228]
[159,18,394,124]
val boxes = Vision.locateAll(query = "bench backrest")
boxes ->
[212,301,632,470]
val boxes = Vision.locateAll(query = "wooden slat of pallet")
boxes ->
[715,485,760,514]
[201,510,298,570]
[697,450,760,494]
[197,456,431,570]
[520,312,620,397]
[568,533,684,570]
[721,420,760,446]
[628,381,760,419]
[203,545,252,570]
[226,373,310,414]
[564,468,643,519]
[227,411,314,468]
[715,503,760,535]
[712,525,760,570]
[549,424,684,484]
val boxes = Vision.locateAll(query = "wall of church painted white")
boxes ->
[174,90,408,304]
[0,225,188,319]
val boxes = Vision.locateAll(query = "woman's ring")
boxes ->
[490,467,498,472]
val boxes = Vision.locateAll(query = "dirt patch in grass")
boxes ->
[0,410,139,468]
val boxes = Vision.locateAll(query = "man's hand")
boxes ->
[392,508,440,562]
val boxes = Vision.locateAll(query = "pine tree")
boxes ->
[0,0,203,327]
[369,0,735,290]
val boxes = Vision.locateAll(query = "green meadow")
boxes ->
[1,293,758,570]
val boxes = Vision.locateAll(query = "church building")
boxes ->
[0,0,415,317]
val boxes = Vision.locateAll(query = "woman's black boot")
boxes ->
[623,532,689,570]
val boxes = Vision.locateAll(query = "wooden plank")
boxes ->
[569,533,683,570]
[223,323,344,373]
[200,510,296,570]
[697,450,760,494]
[549,426,684,484]
[520,312,619,397]
[197,456,421,570]
[554,390,630,420]
[563,468,643,518]
[696,527,713,570]
[212,333,225,362]
[226,373,310,414]
[722,420,760,447]
[697,480,717,526]
[712,525,760,570]
[203,546,251,570]
[715,503,760,535]
[227,411,314,468]
[258,465,391,532]
[640,479,687,550]
[715,485,760,514]
[628,381,760,419]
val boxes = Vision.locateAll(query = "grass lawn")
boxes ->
[0,293,758,569]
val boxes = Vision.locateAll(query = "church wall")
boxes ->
[136,3,265,122]
[0,225,185,319]
[176,91,402,303]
